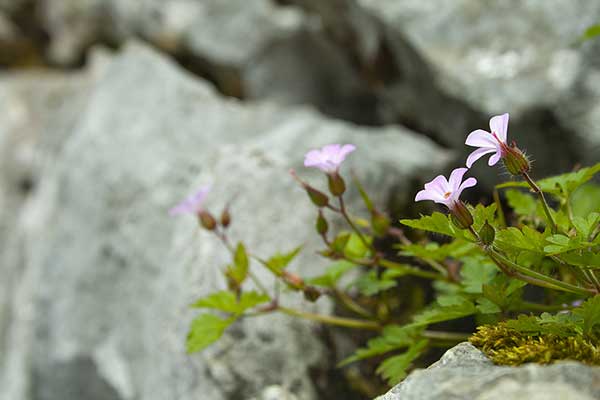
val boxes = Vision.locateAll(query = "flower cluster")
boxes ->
[415,112,531,230]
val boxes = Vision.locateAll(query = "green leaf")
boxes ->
[187,314,235,353]
[572,213,600,239]
[470,203,497,231]
[344,232,371,259]
[264,246,302,275]
[476,298,502,314]
[505,189,537,216]
[226,242,249,285]
[460,256,498,294]
[400,212,460,238]
[571,184,600,218]
[495,226,547,258]
[573,296,600,336]
[579,24,600,42]
[497,163,600,198]
[191,290,269,315]
[338,324,423,366]
[376,339,429,385]
[352,173,375,212]
[308,260,358,287]
[354,270,396,296]
[482,274,527,310]
[398,241,477,261]
[410,299,477,327]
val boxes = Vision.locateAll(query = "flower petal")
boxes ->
[452,176,477,203]
[466,147,496,168]
[423,175,449,196]
[448,168,468,192]
[489,113,509,142]
[465,129,496,148]
[488,151,502,166]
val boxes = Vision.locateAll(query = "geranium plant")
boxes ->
[173,113,600,394]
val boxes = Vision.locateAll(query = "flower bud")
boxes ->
[327,172,346,197]
[449,201,474,230]
[303,286,322,302]
[316,210,328,235]
[220,207,231,228]
[502,144,530,175]
[198,210,217,231]
[478,220,495,246]
[306,185,330,208]
[371,210,390,236]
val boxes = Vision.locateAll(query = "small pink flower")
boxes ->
[465,113,509,168]
[415,168,477,209]
[169,185,211,216]
[304,144,356,173]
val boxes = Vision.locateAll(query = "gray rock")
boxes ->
[40,0,304,66]
[1,42,450,400]
[359,0,600,171]
[377,342,600,400]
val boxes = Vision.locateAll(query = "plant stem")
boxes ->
[338,196,374,253]
[333,289,375,319]
[378,259,447,281]
[493,187,507,228]
[488,249,593,296]
[521,172,558,233]
[278,306,381,330]
[420,330,470,342]
[513,301,574,312]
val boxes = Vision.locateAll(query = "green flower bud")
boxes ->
[503,145,531,176]
[306,185,330,208]
[316,210,328,235]
[327,172,346,197]
[479,220,495,246]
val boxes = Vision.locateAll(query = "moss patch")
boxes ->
[470,323,600,366]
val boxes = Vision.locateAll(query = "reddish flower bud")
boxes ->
[303,286,322,302]
[220,207,231,228]
[306,185,330,208]
[327,172,346,197]
[282,271,305,290]
[198,210,217,231]
[449,201,474,230]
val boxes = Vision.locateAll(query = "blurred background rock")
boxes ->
[0,1,598,400]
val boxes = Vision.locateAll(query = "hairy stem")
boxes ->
[278,306,381,330]
[521,172,558,233]
[488,249,593,296]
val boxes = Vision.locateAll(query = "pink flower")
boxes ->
[465,113,510,168]
[415,168,477,209]
[169,185,211,216]
[304,144,356,173]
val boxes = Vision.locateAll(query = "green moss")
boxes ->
[470,323,600,366]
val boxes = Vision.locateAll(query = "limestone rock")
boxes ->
[377,342,600,400]
[1,42,450,400]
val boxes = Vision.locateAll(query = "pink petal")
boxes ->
[415,189,434,202]
[489,113,509,142]
[488,151,502,166]
[465,129,496,148]
[304,149,324,167]
[423,175,449,196]
[458,177,477,193]
[448,168,468,192]
[466,147,496,168]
